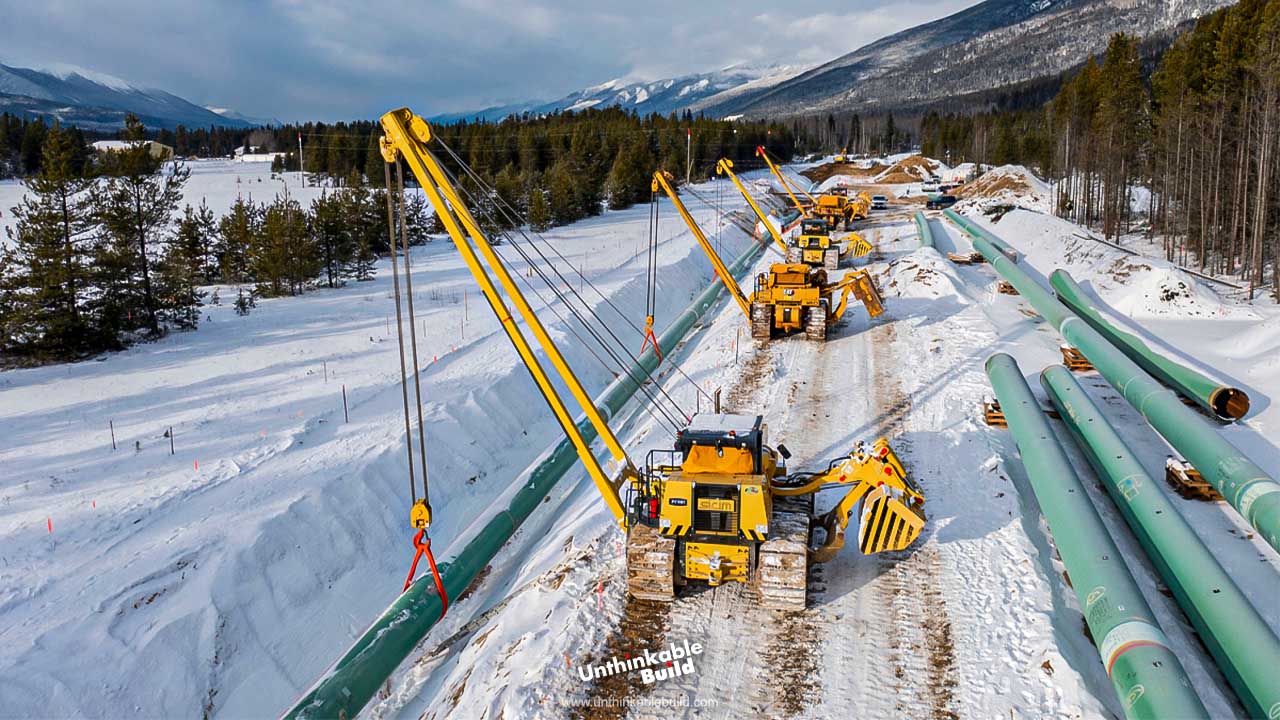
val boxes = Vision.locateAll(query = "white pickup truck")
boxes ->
[871,194,888,210]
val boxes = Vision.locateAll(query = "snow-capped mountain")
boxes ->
[0,63,254,130]
[435,0,1231,124]
[430,63,808,123]
[701,0,1234,117]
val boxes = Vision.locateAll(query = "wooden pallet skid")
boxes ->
[1059,345,1094,372]
[983,398,1058,427]
[946,251,985,265]
[1165,456,1222,501]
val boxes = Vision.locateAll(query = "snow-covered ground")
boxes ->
[2,159,1277,719]
[1,159,340,249]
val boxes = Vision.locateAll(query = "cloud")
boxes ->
[0,0,977,122]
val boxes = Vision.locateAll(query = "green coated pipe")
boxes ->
[1050,270,1250,421]
[985,354,1209,720]
[283,234,769,720]
[1041,365,1280,720]
[944,207,1017,260]
[967,221,1280,555]
[914,211,934,249]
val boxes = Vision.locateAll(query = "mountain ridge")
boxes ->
[0,63,255,130]
[695,0,1232,117]
[428,63,808,123]
[438,0,1232,122]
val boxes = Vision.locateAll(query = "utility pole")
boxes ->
[298,131,306,187]
[686,129,692,184]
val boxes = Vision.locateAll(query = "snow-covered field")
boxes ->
[2,159,1278,719]
[1,159,341,249]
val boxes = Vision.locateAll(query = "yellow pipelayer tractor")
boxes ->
[814,187,872,229]
[379,107,925,612]
[653,170,883,341]
[628,415,925,608]
[715,159,870,273]
[750,149,875,270]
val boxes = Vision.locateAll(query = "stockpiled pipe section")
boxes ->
[1041,365,1280,719]
[943,207,1016,260]
[962,214,1280,555]
[284,236,769,719]
[914,211,934,249]
[985,354,1208,720]
[1050,270,1250,421]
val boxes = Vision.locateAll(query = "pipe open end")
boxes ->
[1210,387,1250,421]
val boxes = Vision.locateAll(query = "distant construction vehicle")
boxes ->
[790,217,841,271]
[715,159,869,273]
[813,187,872,230]
[654,170,883,341]
[379,107,925,612]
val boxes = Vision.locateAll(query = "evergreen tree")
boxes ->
[251,194,314,297]
[1095,33,1148,237]
[547,158,581,226]
[310,190,356,287]
[365,132,386,187]
[526,172,551,231]
[883,113,898,153]
[346,173,387,274]
[19,119,46,176]
[94,114,189,334]
[0,124,96,357]
[401,192,433,246]
[153,238,206,330]
[217,197,259,284]
[234,286,256,316]
[605,137,654,210]
[493,163,525,226]
[173,201,219,281]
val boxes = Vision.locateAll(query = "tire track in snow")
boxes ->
[870,323,959,720]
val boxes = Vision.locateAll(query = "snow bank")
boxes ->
[877,247,966,301]
[873,155,940,184]
[961,206,1261,323]
[1108,267,1229,319]
[954,165,1050,213]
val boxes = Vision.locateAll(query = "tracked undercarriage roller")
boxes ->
[756,495,813,610]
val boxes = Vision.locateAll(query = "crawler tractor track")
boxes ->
[757,495,814,610]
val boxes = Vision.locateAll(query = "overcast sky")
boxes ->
[1,0,977,122]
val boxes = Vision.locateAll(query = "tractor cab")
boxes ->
[675,413,770,475]
[800,217,832,236]
[796,218,834,252]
